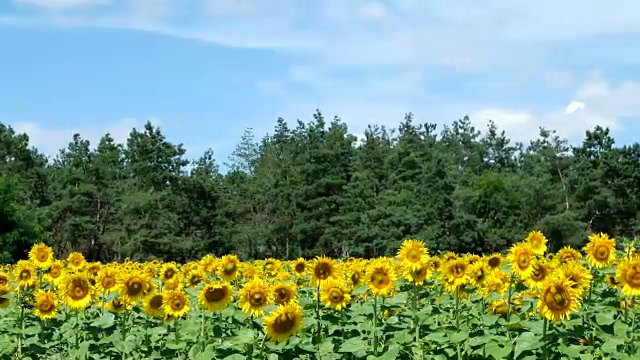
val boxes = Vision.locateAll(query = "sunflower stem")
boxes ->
[412,282,419,344]
[506,273,515,323]
[17,287,23,360]
[542,318,548,360]
[75,310,81,360]
[199,310,206,352]
[372,295,378,356]
[120,311,128,360]
[455,286,461,360]
[316,283,322,342]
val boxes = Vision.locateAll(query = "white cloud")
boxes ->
[8,118,160,157]
[470,79,640,143]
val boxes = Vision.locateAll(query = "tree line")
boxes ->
[1,111,637,263]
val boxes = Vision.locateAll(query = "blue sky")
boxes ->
[1,0,640,165]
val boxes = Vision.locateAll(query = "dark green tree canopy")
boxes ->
[0,115,636,263]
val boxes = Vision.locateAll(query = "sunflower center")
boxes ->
[625,265,640,287]
[453,264,465,277]
[371,272,390,289]
[272,312,297,334]
[39,299,54,313]
[314,263,332,280]
[36,251,49,263]
[407,249,421,262]
[0,276,8,287]
[488,257,501,268]
[249,291,266,306]
[205,288,226,303]
[127,281,143,297]
[150,295,163,309]
[517,254,530,269]
[164,269,175,279]
[20,270,31,280]
[190,275,201,286]
[69,279,89,300]
[170,297,185,310]
[224,263,237,275]
[594,245,610,261]
[350,273,360,286]
[295,263,305,273]
[475,269,485,281]
[50,267,61,278]
[113,298,124,310]
[102,276,116,289]
[545,285,570,311]
[275,288,291,303]
[531,266,545,281]
[329,288,344,302]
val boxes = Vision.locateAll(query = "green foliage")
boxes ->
[0,114,638,261]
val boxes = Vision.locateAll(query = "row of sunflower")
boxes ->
[0,231,638,359]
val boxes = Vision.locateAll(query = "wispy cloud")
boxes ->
[5,0,640,143]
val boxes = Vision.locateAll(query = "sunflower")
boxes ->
[0,272,9,288]
[397,239,429,272]
[431,257,442,272]
[486,253,503,270]
[14,260,36,289]
[200,254,218,274]
[507,242,536,279]
[143,292,165,318]
[478,272,508,298]
[365,258,397,297]
[103,295,131,314]
[160,262,179,283]
[554,246,582,264]
[263,302,304,343]
[466,254,481,265]
[163,277,182,291]
[468,260,490,288]
[272,282,298,306]
[311,257,336,286]
[238,279,273,317]
[218,255,240,281]
[606,275,621,289]
[441,252,458,262]
[526,230,548,255]
[559,262,592,298]
[86,262,102,277]
[320,277,351,310]
[292,258,307,276]
[403,261,432,285]
[67,252,86,270]
[439,258,470,293]
[198,282,234,312]
[0,286,10,309]
[95,267,118,294]
[59,271,93,310]
[525,259,552,291]
[583,233,616,269]
[537,275,581,322]
[262,258,283,279]
[33,290,58,320]
[118,271,151,303]
[615,257,640,297]
[29,243,54,269]
[162,290,190,319]
[45,261,64,285]
[185,268,204,288]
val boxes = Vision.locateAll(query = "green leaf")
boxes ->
[485,340,512,359]
[338,336,368,353]
[514,332,540,359]
[595,311,616,326]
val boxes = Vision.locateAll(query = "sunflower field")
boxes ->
[0,231,639,359]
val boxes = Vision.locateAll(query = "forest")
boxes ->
[0,111,637,264]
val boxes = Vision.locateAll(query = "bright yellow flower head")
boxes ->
[272,282,298,306]
[468,260,490,288]
[95,267,118,294]
[526,231,548,255]
[0,286,11,309]
[616,257,640,297]
[365,258,396,297]
[292,258,307,276]
[185,268,204,288]
[143,292,165,318]
[160,262,179,283]
[67,252,86,271]
[118,271,151,303]
[439,258,470,294]
[33,290,58,320]
[311,257,337,286]
[0,272,9,288]
[403,260,432,285]
[537,274,581,322]
[320,277,351,310]
[238,279,273,317]
[508,242,536,279]
[162,290,190,319]
[29,243,54,269]
[583,233,616,269]
[397,239,429,272]
[485,253,503,270]
[559,261,592,298]
[103,295,132,314]
[217,255,240,281]
[198,282,234,312]
[59,271,93,310]
[264,302,303,343]
[554,246,582,264]
[14,260,37,289]
[525,259,552,292]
